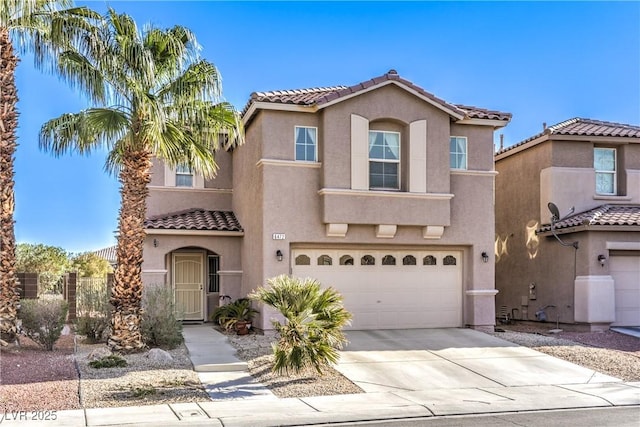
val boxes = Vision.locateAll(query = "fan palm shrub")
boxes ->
[39,9,243,352]
[250,275,352,375]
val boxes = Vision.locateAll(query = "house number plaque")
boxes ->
[272,233,286,240]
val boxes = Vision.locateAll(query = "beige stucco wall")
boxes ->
[232,113,265,302]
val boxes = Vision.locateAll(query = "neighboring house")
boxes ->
[495,118,640,330]
[142,70,511,331]
[93,245,117,269]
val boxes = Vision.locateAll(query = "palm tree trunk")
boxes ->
[0,28,21,346]
[108,149,151,353]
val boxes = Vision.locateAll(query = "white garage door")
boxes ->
[291,249,462,330]
[610,255,640,327]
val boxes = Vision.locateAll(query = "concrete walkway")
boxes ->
[182,324,275,401]
[2,326,638,426]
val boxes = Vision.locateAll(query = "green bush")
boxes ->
[89,354,127,369]
[211,298,258,332]
[250,275,352,375]
[19,298,68,351]
[141,285,183,349]
[76,280,111,343]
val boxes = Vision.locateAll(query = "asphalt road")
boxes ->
[320,406,640,427]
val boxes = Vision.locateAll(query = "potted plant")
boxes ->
[211,298,259,335]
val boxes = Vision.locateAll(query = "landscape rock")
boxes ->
[86,347,112,361]
[146,348,173,363]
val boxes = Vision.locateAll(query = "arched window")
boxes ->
[361,255,375,265]
[295,255,310,265]
[340,255,354,265]
[403,255,416,265]
[444,255,457,265]
[423,255,437,266]
[382,255,396,265]
[317,255,332,265]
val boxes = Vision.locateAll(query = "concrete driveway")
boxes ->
[335,328,621,393]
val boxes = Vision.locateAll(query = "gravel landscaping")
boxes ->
[1,322,638,412]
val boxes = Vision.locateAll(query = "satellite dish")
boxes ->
[548,202,560,222]
[546,201,579,249]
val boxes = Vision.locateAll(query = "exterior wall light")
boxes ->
[276,250,283,262]
[597,254,606,267]
[481,251,489,263]
[153,238,158,247]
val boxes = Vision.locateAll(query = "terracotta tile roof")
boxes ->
[93,245,117,265]
[243,70,511,122]
[454,104,513,121]
[144,209,243,232]
[498,118,640,155]
[538,205,640,232]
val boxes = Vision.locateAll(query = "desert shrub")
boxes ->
[250,274,352,375]
[19,298,68,351]
[89,354,127,369]
[141,285,183,349]
[76,279,111,343]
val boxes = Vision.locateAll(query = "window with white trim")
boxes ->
[176,164,193,187]
[369,131,400,189]
[295,126,317,161]
[450,136,467,170]
[594,147,616,195]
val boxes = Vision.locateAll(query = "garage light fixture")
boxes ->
[276,250,283,262]
[597,254,606,267]
[481,252,489,263]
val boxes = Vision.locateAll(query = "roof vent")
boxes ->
[543,122,547,130]
[387,69,398,75]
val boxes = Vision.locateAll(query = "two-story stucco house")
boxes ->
[495,118,640,330]
[141,70,511,332]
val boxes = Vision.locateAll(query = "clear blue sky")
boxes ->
[14,1,640,253]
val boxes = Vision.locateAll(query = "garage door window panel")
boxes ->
[382,255,396,265]
[423,255,437,265]
[295,255,310,265]
[403,255,416,265]
[340,255,354,265]
[444,255,457,265]
[361,255,375,265]
[318,255,332,265]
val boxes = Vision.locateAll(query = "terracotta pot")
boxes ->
[235,321,251,335]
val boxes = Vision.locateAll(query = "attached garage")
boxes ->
[610,254,640,327]
[291,248,463,330]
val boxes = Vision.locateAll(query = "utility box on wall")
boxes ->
[574,275,615,324]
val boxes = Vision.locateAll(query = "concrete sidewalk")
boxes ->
[2,326,638,426]
[2,382,638,426]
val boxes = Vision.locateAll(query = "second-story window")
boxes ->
[295,126,317,161]
[450,136,467,170]
[369,131,400,190]
[594,147,616,195]
[176,164,194,187]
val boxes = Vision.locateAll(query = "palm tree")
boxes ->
[39,9,244,352]
[0,0,98,345]
[250,275,352,375]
